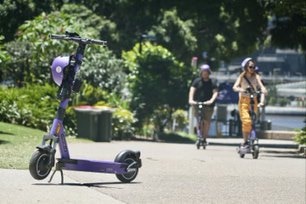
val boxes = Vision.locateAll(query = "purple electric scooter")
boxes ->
[29,32,141,184]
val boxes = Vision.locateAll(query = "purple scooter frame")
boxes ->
[29,32,141,184]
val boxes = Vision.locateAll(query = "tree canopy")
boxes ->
[1,0,305,63]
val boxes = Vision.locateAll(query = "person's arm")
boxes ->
[188,87,197,105]
[204,89,218,105]
[233,73,244,93]
[256,74,267,94]
[256,74,268,106]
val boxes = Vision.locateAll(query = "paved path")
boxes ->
[0,140,305,204]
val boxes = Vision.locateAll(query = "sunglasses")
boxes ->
[248,66,255,69]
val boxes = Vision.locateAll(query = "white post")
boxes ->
[188,106,194,135]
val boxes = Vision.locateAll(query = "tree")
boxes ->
[263,0,306,50]
[0,36,11,81]
[149,9,197,65]
[123,42,190,136]
[79,48,127,97]
[0,0,62,42]
[3,3,119,85]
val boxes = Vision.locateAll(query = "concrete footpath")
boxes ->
[207,138,300,150]
[0,138,303,204]
[206,138,305,155]
[0,168,124,204]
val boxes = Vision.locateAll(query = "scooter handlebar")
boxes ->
[49,34,107,46]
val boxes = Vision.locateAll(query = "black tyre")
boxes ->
[252,145,259,159]
[115,153,139,183]
[240,153,245,158]
[196,141,200,149]
[29,150,53,180]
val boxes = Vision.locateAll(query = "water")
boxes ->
[266,115,305,131]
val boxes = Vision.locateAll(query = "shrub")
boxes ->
[0,84,76,135]
[112,107,135,140]
[0,84,57,130]
[172,109,188,131]
[294,127,306,145]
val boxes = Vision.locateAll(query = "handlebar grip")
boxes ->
[88,39,107,45]
[49,34,67,40]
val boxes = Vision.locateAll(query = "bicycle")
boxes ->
[29,31,142,184]
[236,88,261,159]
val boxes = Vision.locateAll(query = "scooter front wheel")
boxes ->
[29,150,53,180]
[115,151,140,183]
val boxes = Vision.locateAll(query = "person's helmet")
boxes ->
[241,57,252,70]
[51,56,70,86]
[200,64,211,74]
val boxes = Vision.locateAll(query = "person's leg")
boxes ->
[239,98,252,145]
[203,119,211,139]
[202,107,214,142]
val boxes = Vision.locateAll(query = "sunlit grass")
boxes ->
[0,122,91,169]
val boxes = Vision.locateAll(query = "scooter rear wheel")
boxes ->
[115,153,139,183]
[196,141,200,149]
[252,145,259,159]
[29,150,53,180]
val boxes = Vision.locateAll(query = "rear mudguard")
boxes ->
[115,150,142,168]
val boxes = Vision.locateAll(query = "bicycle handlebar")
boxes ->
[50,34,107,45]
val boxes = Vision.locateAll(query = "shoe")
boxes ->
[241,142,249,148]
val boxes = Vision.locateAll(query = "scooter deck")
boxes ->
[56,158,128,174]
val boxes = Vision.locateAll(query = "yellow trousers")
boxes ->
[238,96,258,133]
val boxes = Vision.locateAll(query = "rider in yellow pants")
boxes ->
[233,58,267,146]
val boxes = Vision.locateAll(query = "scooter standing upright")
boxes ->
[29,32,142,184]
[236,88,260,159]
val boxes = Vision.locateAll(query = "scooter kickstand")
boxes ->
[48,162,64,184]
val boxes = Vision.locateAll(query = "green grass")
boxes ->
[0,122,92,169]
[159,131,197,143]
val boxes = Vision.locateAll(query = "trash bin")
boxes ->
[216,105,227,123]
[260,120,272,130]
[229,119,235,136]
[96,108,113,142]
[74,106,113,142]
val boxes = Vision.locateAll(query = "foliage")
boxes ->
[0,36,10,63]
[77,83,108,105]
[0,0,62,42]
[172,109,188,131]
[149,8,197,64]
[294,127,306,145]
[123,42,190,134]
[112,107,136,140]
[0,36,11,81]
[263,0,306,50]
[3,3,118,85]
[79,48,127,96]
[1,0,306,67]
[0,84,57,130]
